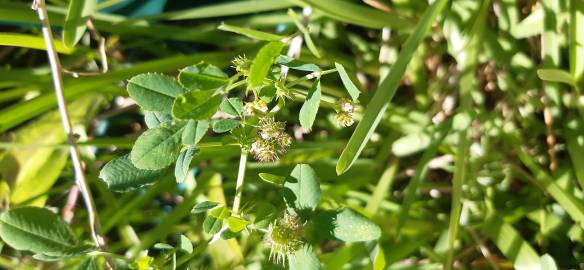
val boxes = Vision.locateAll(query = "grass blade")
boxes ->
[144,0,293,21]
[218,24,286,41]
[0,33,73,54]
[63,0,95,47]
[483,217,542,270]
[336,0,449,175]
[570,0,584,80]
[293,0,413,30]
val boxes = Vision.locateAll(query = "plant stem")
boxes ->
[285,68,337,88]
[232,149,248,214]
[32,0,107,251]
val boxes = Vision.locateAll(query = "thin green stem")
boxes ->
[232,148,248,214]
[285,68,337,88]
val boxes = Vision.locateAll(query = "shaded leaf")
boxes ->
[203,216,223,235]
[220,98,245,116]
[175,147,198,183]
[172,90,222,120]
[99,154,166,192]
[212,119,240,133]
[182,120,209,145]
[131,124,183,170]
[127,73,185,112]
[191,201,219,214]
[178,63,228,91]
[0,207,76,254]
[144,111,173,129]
[283,164,321,213]
[289,245,321,270]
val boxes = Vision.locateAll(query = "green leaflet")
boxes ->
[336,0,449,175]
[63,0,95,47]
[219,97,245,116]
[191,201,219,214]
[175,147,198,183]
[130,124,184,170]
[283,164,321,213]
[127,73,186,112]
[299,79,321,130]
[249,41,285,88]
[182,120,209,145]
[32,245,95,262]
[212,119,241,133]
[144,111,173,129]
[537,68,577,87]
[276,55,321,73]
[334,62,360,102]
[0,207,76,254]
[172,90,222,120]
[330,208,381,242]
[289,245,321,270]
[178,63,229,91]
[218,24,286,41]
[226,216,248,232]
[100,154,167,191]
[258,173,286,185]
[177,234,193,254]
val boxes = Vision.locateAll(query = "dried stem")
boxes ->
[62,18,109,77]
[32,0,107,250]
[541,96,557,172]
[468,228,501,270]
[62,186,79,223]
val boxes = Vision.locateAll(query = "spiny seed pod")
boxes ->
[232,55,251,76]
[251,117,293,162]
[265,212,304,265]
[335,98,355,127]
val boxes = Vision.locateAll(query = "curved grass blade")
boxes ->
[63,0,95,47]
[483,217,542,270]
[288,9,321,58]
[145,0,294,21]
[218,24,285,41]
[292,0,413,30]
[336,0,449,175]
[0,33,73,54]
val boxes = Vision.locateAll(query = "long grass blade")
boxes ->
[336,0,449,175]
